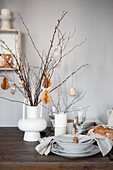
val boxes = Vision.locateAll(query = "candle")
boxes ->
[55,113,67,136]
[55,127,66,136]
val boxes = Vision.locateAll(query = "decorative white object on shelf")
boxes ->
[0,9,12,29]
[107,108,113,126]
[18,99,47,142]
[55,112,67,136]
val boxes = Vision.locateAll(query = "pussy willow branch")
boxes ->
[50,63,88,93]
[50,91,85,114]
[0,96,29,106]
[56,75,62,112]
[0,72,27,99]
[37,63,88,105]
[0,11,88,107]
[62,38,87,58]
[64,91,86,113]
[47,11,67,67]
[19,15,44,65]
[48,29,86,71]
[0,40,34,105]
[63,28,76,52]
[51,97,59,113]
[34,11,68,105]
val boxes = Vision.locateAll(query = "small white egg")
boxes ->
[69,87,76,96]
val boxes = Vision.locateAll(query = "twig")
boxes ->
[0,96,29,106]
[19,15,44,64]
[50,64,88,93]
[62,38,87,58]
[64,91,86,113]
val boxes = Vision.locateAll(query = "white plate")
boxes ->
[51,145,100,158]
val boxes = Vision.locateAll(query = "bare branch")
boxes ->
[0,96,29,106]
[50,64,88,93]
[0,11,88,107]
[62,38,87,58]
[19,15,44,64]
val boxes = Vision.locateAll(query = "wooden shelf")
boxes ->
[0,29,21,71]
[0,67,13,71]
[0,28,20,32]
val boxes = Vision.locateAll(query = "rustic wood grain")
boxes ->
[0,127,113,170]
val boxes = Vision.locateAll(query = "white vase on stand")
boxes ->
[18,99,47,142]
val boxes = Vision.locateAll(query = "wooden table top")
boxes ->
[0,127,113,170]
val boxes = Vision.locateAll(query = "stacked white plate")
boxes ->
[51,134,100,158]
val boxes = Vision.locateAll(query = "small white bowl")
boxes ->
[56,134,94,153]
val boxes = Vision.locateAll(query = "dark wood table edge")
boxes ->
[0,161,113,170]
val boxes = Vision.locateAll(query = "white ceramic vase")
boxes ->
[18,100,47,142]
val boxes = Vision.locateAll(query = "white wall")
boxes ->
[0,0,113,126]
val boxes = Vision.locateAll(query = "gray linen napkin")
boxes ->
[79,134,113,156]
[35,134,113,156]
[35,136,73,156]
[81,119,103,133]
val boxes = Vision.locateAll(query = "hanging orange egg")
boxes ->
[41,89,51,104]
[1,77,10,90]
[43,75,51,89]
